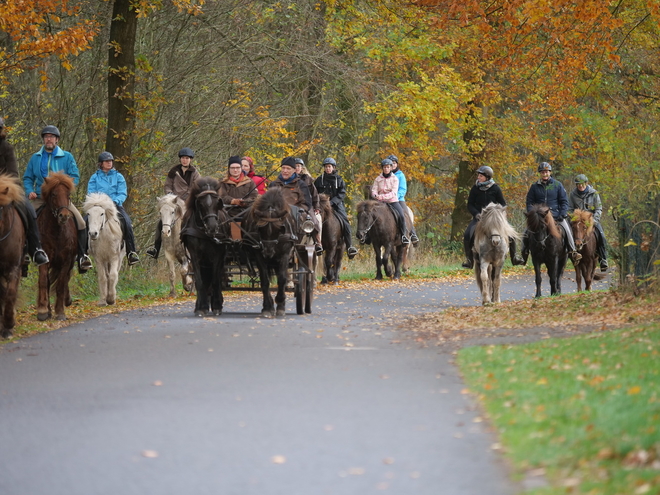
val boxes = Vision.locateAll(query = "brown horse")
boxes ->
[356,200,407,280]
[570,209,606,291]
[0,175,26,338]
[37,173,78,321]
[525,204,567,297]
[319,194,344,284]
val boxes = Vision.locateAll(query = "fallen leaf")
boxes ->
[272,455,286,464]
[141,450,159,458]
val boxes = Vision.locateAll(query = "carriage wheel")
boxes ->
[304,246,315,314]
[295,266,306,315]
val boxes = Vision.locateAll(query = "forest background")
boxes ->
[2,0,659,274]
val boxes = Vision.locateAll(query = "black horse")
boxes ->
[525,204,568,297]
[181,177,228,316]
[242,188,297,316]
[319,194,344,284]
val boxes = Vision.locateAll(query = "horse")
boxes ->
[83,193,125,306]
[570,209,606,291]
[472,203,521,305]
[156,193,193,297]
[319,194,344,284]
[0,175,26,338]
[36,172,78,321]
[356,200,408,280]
[180,177,227,317]
[242,188,298,316]
[525,204,568,298]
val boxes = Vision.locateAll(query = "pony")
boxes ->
[0,175,27,338]
[570,209,606,291]
[181,177,227,317]
[242,188,298,316]
[156,193,193,297]
[525,204,568,298]
[319,194,344,284]
[83,193,125,306]
[36,172,78,321]
[472,203,521,305]
[356,200,408,280]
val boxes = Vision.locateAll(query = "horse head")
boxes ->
[83,193,117,241]
[42,173,75,226]
[355,201,376,244]
[158,194,183,238]
[248,189,291,258]
[570,209,594,249]
[186,177,221,238]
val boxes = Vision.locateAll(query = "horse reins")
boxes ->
[0,205,16,243]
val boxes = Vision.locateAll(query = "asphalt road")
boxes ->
[0,270,610,495]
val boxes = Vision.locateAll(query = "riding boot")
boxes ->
[146,221,163,259]
[462,223,474,268]
[560,218,582,263]
[595,223,609,271]
[15,199,49,267]
[342,221,358,259]
[410,228,419,247]
[77,228,93,274]
[520,231,529,264]
[509,238,525,266]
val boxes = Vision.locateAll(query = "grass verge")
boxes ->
[458,322,660,494]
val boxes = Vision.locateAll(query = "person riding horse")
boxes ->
[218,156,258,219]
[568,174,608,272]
[146,147,200,259]
[314,157,359,260]
[22,125,92,273]
[462,165,525,268]
[372,158,409,245]
[387,154,419,246]
[269,156,323,256]
[294,157,323,256]
[521,162,582,264]
[0,117,49,273]
[86,152,140,265]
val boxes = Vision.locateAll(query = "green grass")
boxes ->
[458,324,660,494]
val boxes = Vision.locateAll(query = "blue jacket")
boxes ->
[23,146,80,197]
[526,177,568,219]
[87,168,127,206]
[393,169,407,202]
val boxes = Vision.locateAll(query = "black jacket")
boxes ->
[526,177,568,219]
[314,172,347,209]
[467,182,506,218]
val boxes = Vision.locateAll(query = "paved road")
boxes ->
[0,271,610,495]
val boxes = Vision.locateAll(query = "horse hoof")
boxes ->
[107,299,116,305]
[261,309,274,317]
[0,328,12,339]
[97,301,108,307]
[183,285,193,292]
[276,309,285,317]
[212,309,222,316]
[169,291,177,298]
[194,310,207,317]
[37,312,50,321]
[320,277,328,285]
[55,314,67,321]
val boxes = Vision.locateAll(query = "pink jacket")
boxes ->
[371,174,399,203]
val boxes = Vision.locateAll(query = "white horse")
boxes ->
[157,194,193,297]
[83,193,125,306]
[473,203,521,305]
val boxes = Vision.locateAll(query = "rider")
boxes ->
[314,157,359,259]
[240,156,267,195]
[372,158,409,245]
[521,162,582,263]
[87,152,140,265]
[23,125,92,273]
[387,154,419,246]
[0,118,49,272]
[269,156,323,256]
[568,174,608,271]
[294,157,323,255]
[146,147,200,259]
[219,156,258,216]
[461,165,525,268]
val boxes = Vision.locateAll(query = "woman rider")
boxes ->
[219,156,258,217]
[371,158,409,244]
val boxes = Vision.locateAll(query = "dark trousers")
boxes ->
[116,204,137,254]
[153,220,163,254]
[332,203,354,248]
[387,201,408,237]
[399,200,416,235]
[14,199,43,257]
[594,222,608,261]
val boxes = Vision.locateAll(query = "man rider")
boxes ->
[314,157,359,259]
[568,174,608,271]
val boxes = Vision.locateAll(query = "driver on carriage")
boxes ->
[462,166,525,268]
[269,156,323,256]
[371,158,409,244]
[521,162,582,264]
[568,174,608,271]
[218,155,258,218]
[314,157,359,259]
[0,118,50,273]
[87,152,140,265]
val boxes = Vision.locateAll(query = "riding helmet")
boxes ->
[574,174,589,184]
[98,151,114,163]
[178,147,195,158]
[380,158,394,168]
[322,157,336,167]
[476,165,493,179]
[387,154,398,163]
[538,162,552,172]
[41,125,60,138]
[293,157,305,166]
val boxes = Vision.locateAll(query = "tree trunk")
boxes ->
[450,116,481,242]
[106,0,137,211]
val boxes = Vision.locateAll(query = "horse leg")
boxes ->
[210,252,224,316]
[392,246,404,280]
[54,269,70,320]
[97,262,109,306]
[275,259,288,316]
[166,253,177,297]
[373,244,384,280]
[478,262,491,305]
[548,257,561,296]
[107,259,120,305]
[37,263,51,321]
[179,252,193,293]
[533,259,543,298]
[1,269,20,338]
[256,255,274,317]
[575,261,584,291]
[333,246,343,283]
[492,264,503,304]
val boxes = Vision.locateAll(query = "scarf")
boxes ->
[279,172,298,185]
[478,178,495,191]
[382,171,392,179]
[229,173,245,183]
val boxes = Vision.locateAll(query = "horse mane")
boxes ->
[527,204,562,239]
[475,203,521,242]
[251,188,288,219]
[357,200,379,216]
[41,172,75,199]
[83,193,119,219]
[183,177,220,224]
[571,208,594,236]
[0,174,25,206]
[158,193,183,211]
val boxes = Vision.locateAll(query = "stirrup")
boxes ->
[461,259,473,269]
[78,255,93,274]
[347,246,358,259]
[146,246,158,259]
[128,252,140,265]
[33,249,49,266]
[402,235,410,245]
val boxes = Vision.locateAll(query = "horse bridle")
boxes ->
[161,205,180,231]
[194,189,219,227]
[358,211,376,237]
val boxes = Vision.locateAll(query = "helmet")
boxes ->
[476,166,493,179]
[41,125,60,138]
[178,147,195,158]
[293,157,305,166]
[574,174,588,184]
[322,157,336,167]
[538,162,552,172]
[387,154,399,163]
[380,158,394,168]
[98,151,114,163]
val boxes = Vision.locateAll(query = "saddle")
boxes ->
[386,202,403,225]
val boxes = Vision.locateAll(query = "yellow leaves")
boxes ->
[628,385,642,395]
[536,377,548,385]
